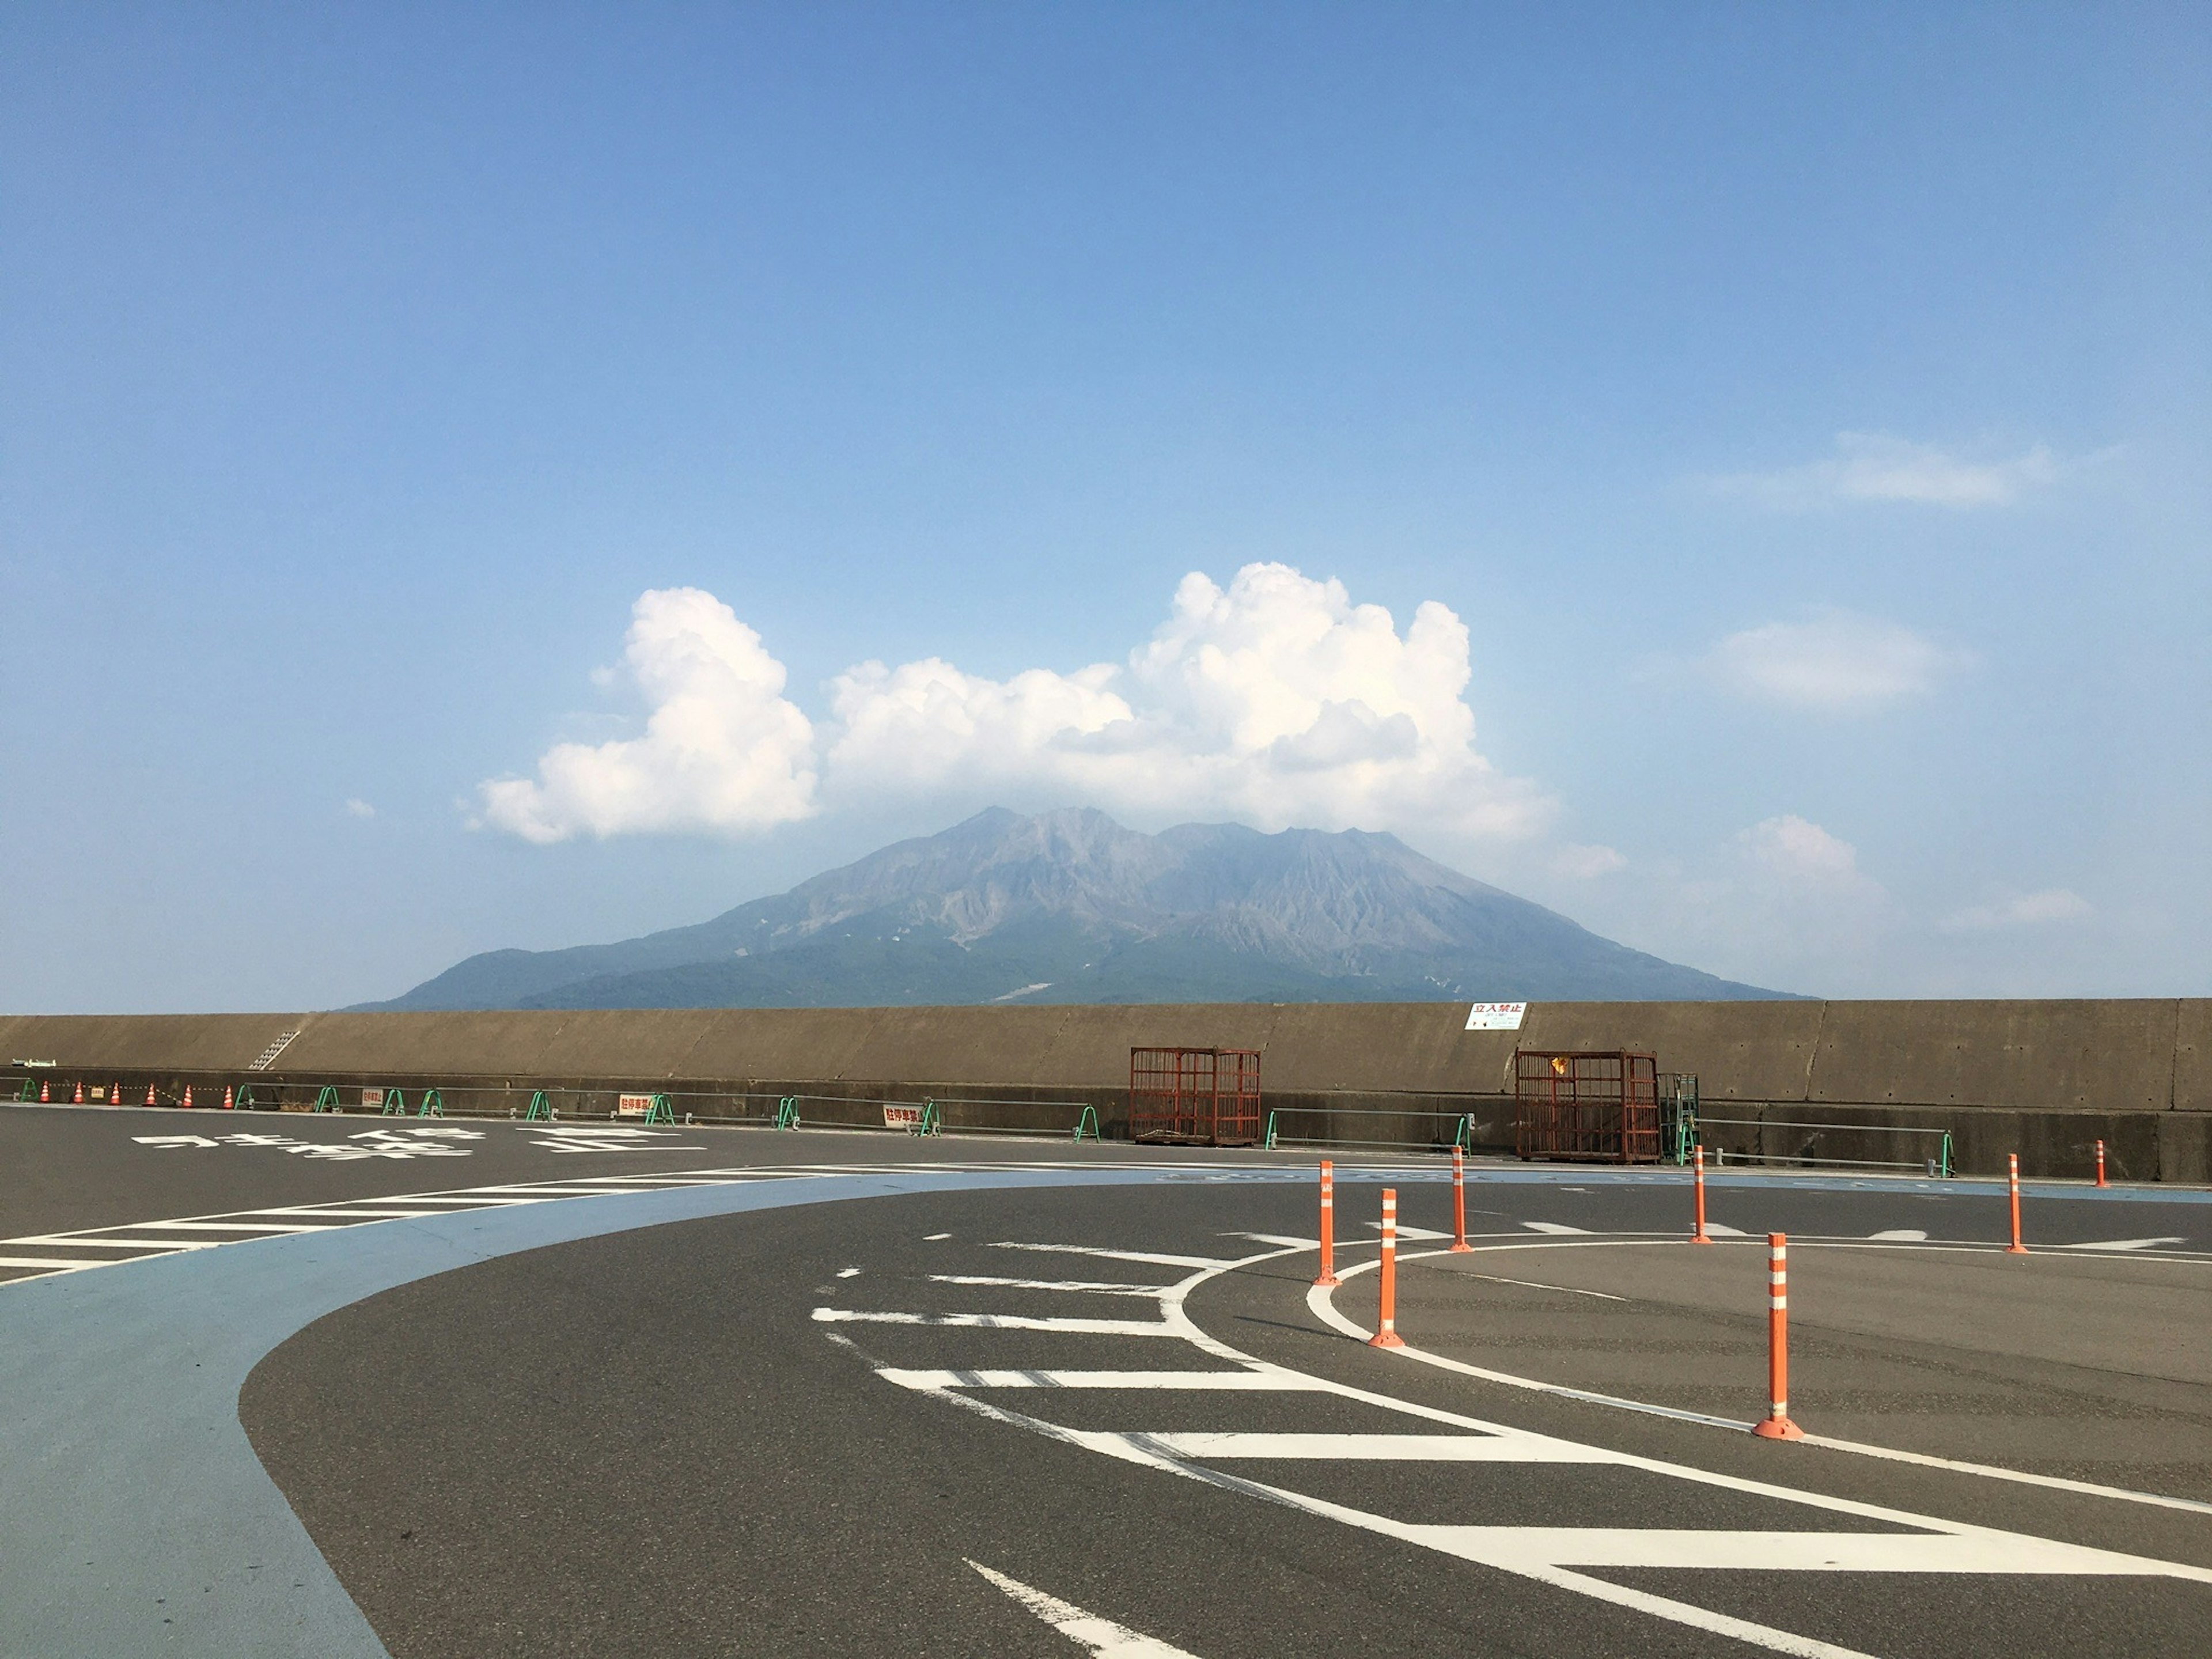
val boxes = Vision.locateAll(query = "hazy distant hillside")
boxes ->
[361,807,1791,1009]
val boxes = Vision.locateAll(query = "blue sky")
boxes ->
[3,3,2206,1012]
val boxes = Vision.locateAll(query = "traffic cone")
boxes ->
[39,1080,50,1103]
[145,1083,157,1106]
[182,1085,194,1109]
[111,1083,121,1107]
[222,1084,235,1110]
[73,1080,85,1104]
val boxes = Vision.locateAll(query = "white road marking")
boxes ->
[131,1135,220,1149]
[1868,1229,1929,1241]
[1521,1221,1590,1235]
[836,1267,861,1279]
[878,1368,1324,1392]
[967,1560,1206,1658]
[993,1242,1241,1269]
[930,1275,1170,1295]
[1699,1223,1748,1236]
[0,1256,100,1271]
[1126,1431,1618,1463]
[1455,1272,1627,1302]
[2061,1237,2187,1252]
[1362,1221,1455,1241]
[813,1309,1175,1336]
[926,1232,953,1240]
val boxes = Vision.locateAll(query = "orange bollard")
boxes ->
[2095,1140,2108,1189]
[1313,1161,1339,1287]
[1692,1145,1714,1244]
[1751,1233,1804,1439]
[1450,1145,1472,1252]
[2006,1153,2028,1253]
[1369,1187,1405,1348]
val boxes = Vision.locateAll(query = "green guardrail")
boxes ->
[1073,1104,1100,1142]
[775,1096,802,1130]
[909,1099,942,1137]
[417,1088,445,1118]
[524,1090,554,1122]
[643,1092,676,1124]
[235,1084,258,1111]
[380,1088,408,1116]
[313,1085,342,1113]
[1264,1107,1475,1154]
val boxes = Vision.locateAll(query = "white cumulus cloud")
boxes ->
[476,587,818,843]
[1706,609,1967,711]
[825,563,1546,838]
[343,798,376,819]
[1941,889,2093,933]
[1709,432,2067,509]
[478,563,1550,846]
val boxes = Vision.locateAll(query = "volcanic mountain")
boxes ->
[363,807,1789,1009]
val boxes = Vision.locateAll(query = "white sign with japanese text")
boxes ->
[1464,1002,1528,1032]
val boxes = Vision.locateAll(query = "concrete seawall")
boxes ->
[3,999,2205,1181]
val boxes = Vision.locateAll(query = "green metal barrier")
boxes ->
[235,1084,258,1111]
[1263,1109,1279,1150]
[313,1085,342,1113]
[380,1088,408,1116]
[774,1096,801,1130]
[1072,1104,1100,1142]
[14,1078,34,1103]
[910,1099,942,1137]
[524,1089,554,1122]
[417,1088,445,1118]
[643,1092,676,1124]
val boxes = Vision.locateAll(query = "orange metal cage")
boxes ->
[1514,1050,1661,1164]
[1129,1047,1262,1146]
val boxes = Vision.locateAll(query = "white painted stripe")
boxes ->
[877,1368,1321,1391]
[967,1560,1204,1658]
[250,1207,444,1221]
[75,1220,334,1234]
[1363,1222,1454,1241]
[2061,1237,2187,1252]
[812,1309,1175,1336]
[1868,1228,1928,1241]
[1701,1223,1747,1236]
[929,1275,1171,1295]
[9,1234,222,1252]
[1456,1272,1627,1302]
[1521,1222,1590,1235]
[1131,1431,1618,1463]
[0,1256,99,1271]
[1401,1525,2212,1578]
[992,1242,1241,1269]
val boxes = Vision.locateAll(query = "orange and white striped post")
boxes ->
[1369,1187,1405,1348]
[2095,1140,2108,1189]
[1751,1233,1803,1440]
[181,1085,194,1109]
[1450,1145,1472,1252]
[73,1080,84,1104]
[2006,1153,2029,1253]
[39,1080,49,1103]
[222,1084,235,1111]
[1313,1161,1339,1287]
[144,1083,157,1107]
[1691,1145,1714,1244]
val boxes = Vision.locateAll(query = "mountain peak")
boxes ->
[362,808,1792,1009]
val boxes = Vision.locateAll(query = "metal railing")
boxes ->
[1264,1105,1475,1154]
[1690,1115,1955,1179]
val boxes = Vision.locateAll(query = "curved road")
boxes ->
[5,1104,2211,1657]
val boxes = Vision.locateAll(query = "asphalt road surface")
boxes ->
[6,1101,2211,1658]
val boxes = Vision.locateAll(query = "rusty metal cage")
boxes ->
[1514,1050,1661,1164]
[1129,1047,1262,1146]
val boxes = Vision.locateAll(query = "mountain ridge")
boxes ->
[359,807,1794,1009]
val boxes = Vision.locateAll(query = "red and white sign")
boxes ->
[1464,1002,1528,1032]
[360,1088,385,1110]
[882,1104,924,1130]
[616,1093,657,1118]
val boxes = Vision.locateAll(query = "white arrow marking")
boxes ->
[967,1560,1206,1658]
[131,1135,219,1150]
[1522,1221,1590,1235]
